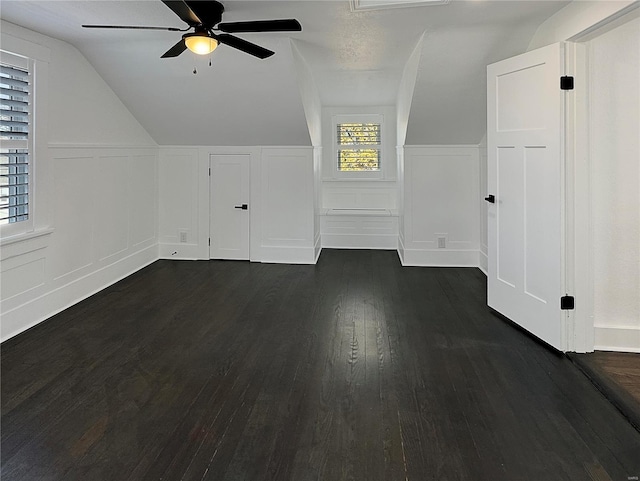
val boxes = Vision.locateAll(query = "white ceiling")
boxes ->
[0,0,569,145]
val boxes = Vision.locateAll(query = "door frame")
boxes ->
[563,40,587,353]
[563,3,640,352]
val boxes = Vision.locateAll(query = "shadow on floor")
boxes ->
[570,351,640,433]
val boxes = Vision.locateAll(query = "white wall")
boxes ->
[321,210,398,250]
[290,41,322,256]
[313,146,322,259]
[588,16,640,352]
[397,146,406,256]
[157,147,210,260]
[0,22,158,341]
[255,147,316,263]
[399,146,480,267]
[478,135,488,274]
[528,0,636,51]
[291,40,322,147]
[158,146,316,264]
[319,106,399,249]
[397,34,425,147]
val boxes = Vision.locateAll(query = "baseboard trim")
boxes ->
[321,233,397,250]
[594,326,640,352]
[158,243,205,260]
[401,248,480,267]
[258,246,317,265]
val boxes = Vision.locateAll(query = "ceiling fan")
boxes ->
[83,0,302,59]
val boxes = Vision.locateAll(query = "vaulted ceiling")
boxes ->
[1,0,569,146]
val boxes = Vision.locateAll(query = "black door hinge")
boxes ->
[560,76,574,90]
[561,295,575,310]
[208,238,211,246]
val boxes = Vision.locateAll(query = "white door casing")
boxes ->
[487,43,567,351]
[210,154,250,260]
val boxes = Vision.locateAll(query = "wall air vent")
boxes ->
[350,0,450,11]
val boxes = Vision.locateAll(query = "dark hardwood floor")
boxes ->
[2,249,639,481]
[570,351,640,433]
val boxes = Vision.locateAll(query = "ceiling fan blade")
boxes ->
[83,25,183,31]
[161,0,201,26]
[216,34,274,59]
[184,0,224,27]
[217,19,302,33]
[161,39,188,58]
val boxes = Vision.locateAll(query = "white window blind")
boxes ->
[0,56,31,225]
[337,122,381,171]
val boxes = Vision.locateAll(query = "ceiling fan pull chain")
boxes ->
[193,67,197,75]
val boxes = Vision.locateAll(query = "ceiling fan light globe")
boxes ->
[185,35,218,55]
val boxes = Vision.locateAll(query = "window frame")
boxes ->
[332,114,384,180]
[0,50,34,238]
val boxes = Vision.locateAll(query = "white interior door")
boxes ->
[487,43,566,350]
[210,154,250,260]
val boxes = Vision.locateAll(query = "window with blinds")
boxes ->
[0,57,31,226]
[337,122,381,171]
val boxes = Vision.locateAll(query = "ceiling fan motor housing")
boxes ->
[200,1,224,27]
[184,26,211,38]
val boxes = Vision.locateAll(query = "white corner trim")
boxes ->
[478,250,488,275]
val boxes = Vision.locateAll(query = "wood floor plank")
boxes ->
[2,250,639,481]
[570,351,640,432]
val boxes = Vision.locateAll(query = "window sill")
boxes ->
[321,178,397,183]
[0,228,54,261]
[321,208,399,217]
[1,228,54,247]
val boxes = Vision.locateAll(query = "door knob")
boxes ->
[234,204,248,210]
[484,195,495,203]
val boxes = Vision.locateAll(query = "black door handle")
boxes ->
[484,195,495,203]
[234,204,248,210]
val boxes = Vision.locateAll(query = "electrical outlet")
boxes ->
[179,230,187,243]
[437,236,446,249]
